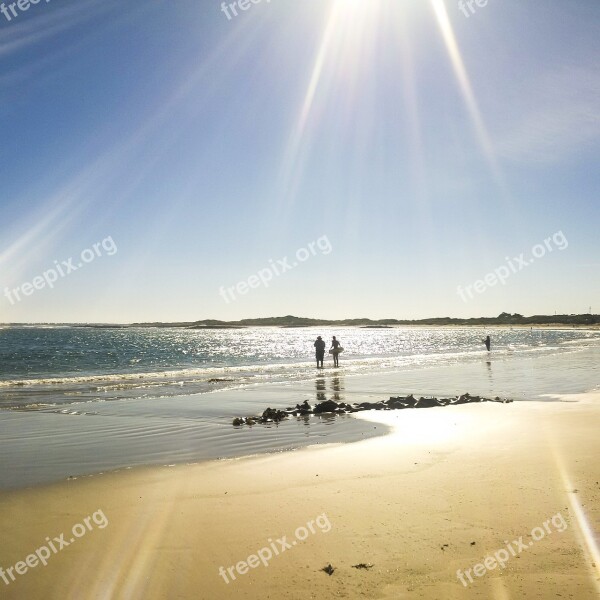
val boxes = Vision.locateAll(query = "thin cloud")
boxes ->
[0,0,117,58]
[494,66,600,165]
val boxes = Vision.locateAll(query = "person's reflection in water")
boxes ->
[299,376,328,430]
[485,359,493,392]
[316,376,326,403]
[305,373,347,430]
[331,375,344,403]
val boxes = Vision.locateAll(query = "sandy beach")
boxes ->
[1,390,598,599]
[3,0,599,597]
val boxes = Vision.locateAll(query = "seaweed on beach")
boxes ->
[231,393,513,426]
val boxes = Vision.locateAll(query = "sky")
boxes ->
[0,0,598,323]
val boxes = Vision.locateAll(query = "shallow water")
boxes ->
[0,327,597,489]
[1,326,598,409]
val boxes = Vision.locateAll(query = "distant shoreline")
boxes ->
[1,313,598,328]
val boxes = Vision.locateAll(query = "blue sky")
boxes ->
[0,0,598,322]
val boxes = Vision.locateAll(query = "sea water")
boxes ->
[1,325,598,409]
[0,326,598,488]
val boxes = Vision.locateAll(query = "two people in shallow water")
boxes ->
[315,334,490,368]
[313,335,341,368]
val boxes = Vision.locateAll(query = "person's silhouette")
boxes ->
[331,336,341,367]
[483,335,491,351]
[314,336,326,368]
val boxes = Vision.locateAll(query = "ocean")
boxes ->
[0,326,598,488]
[1,325,599,408]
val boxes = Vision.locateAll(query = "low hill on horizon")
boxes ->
[3,313,598,328]
[128,312,598,328]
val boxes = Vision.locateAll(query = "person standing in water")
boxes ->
[314,336,326,368]
[483,335,491,351]
[331,335,341,367]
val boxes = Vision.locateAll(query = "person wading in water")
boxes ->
[331,336,341,367]
[483,335,491,351]
[314,336,326,368]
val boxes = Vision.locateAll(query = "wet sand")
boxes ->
[0,392,598,599]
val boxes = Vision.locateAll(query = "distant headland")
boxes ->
[9,312,595,328]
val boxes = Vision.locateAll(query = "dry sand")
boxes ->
[1,393,599,599]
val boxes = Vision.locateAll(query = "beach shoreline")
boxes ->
[1,339,598,490]
[1,329,598,598]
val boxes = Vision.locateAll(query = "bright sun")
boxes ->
[335,0,379,26]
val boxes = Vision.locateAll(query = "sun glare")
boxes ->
[276,0,383,209]
[337,0,375,21]
[334,0,382,37]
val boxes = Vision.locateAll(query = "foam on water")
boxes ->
[0,326,599,409]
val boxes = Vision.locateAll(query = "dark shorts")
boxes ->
[316,352,325,360]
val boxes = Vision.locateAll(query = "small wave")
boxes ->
[0,344,574,389]
[561,337,600,345]
[0,366,244,388]
[0,337,592,399]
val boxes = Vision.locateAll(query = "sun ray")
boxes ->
[275,0,382,214]
[551,444,600,594]
[430,0,505,188]
[276,1,341,208]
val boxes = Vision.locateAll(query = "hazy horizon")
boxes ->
[2,311,597,326]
